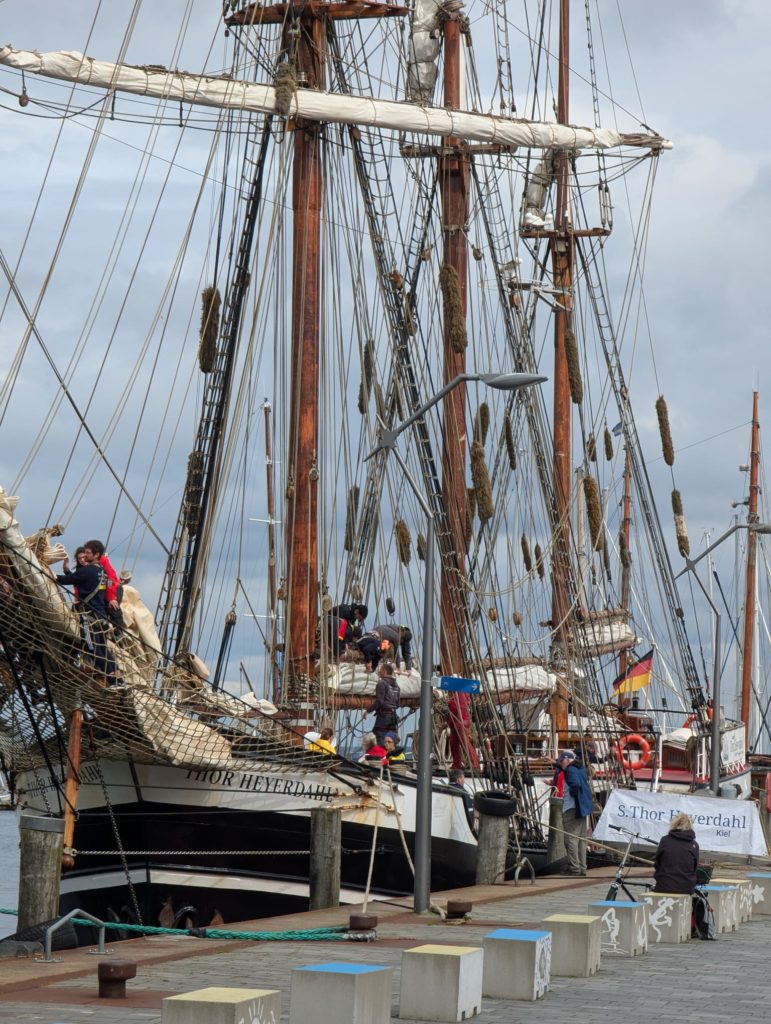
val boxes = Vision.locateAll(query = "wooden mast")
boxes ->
[61,706,82,870]
[439,17,469,675]
[548,0,573,740]
[740,391,760,732]
[618,447,632,680]
[284,13,324,723]
[227,2,407,719]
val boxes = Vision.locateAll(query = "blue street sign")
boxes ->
[438,676,481,694]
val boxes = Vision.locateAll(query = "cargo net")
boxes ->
[0,493,343,779]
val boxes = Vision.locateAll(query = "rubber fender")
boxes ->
[473,789,517,817]
[10,918,78,950]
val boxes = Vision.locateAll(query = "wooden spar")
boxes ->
[228,1,408,24]
[263,400,279,703]
[285,16,324,704]
[548,0,572,739]
[62,706,82,870]
[618,447,632,680]
[439,18,468,675]
[740,391,760,730]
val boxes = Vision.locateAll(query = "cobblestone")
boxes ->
[0,869,767,1022]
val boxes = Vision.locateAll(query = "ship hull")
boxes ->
[17,758,545,934]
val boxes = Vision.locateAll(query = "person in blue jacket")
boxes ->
[558,749,594,876]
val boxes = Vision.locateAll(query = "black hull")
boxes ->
[59,800,549,938]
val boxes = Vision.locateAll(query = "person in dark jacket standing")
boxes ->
[558,750,594,876]
[653,812,699,893]
[368,660,401,743]
[57,556,120,683]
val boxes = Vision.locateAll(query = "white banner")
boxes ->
[594,790,768,857]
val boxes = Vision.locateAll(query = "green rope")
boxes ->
[0,908,348,942]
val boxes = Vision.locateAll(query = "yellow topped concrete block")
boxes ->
[406,944,480,956]
[544,914,600,924]
[165,988,279,1003]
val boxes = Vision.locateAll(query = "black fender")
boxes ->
[473,789,517,817]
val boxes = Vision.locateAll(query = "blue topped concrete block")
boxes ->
[747,873,771,878]
[296,963,387,975]
[702,884,733,891]
[290,961,393,1024]
[590,900,638,908]
[484,928,549,941]
[483,929,551,1000]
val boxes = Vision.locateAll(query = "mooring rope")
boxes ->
[0,908,353,942]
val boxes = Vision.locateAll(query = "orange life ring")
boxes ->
[615,733,651,772]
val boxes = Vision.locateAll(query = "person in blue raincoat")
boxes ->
[557,750,594,876]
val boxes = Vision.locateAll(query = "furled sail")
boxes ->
[0,47,672,152]
[407,0,442,103]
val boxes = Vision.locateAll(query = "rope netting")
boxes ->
[0,493,348,779]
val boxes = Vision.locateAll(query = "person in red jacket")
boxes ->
[83,539,124,635]
[448,691,479,769]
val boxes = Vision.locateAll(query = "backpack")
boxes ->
[692,888,716,940]
[386,678,401,710]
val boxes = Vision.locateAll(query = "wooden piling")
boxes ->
[309,807,341,909]
[547,796,567,864]
[475,813,509,885]
[17,815,64,931]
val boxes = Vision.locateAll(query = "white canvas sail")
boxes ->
[0,46,672,152]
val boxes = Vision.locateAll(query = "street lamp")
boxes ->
[366,370,546,912]
[675,521,771,796]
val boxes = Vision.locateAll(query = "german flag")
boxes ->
[611,649,654,697]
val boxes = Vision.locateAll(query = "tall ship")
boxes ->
[0,1,752,931]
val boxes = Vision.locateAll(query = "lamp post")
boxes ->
[366,371,546,911]
[675,521,771,795]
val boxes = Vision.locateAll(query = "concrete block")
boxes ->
[399,944,483,1022]
[747,873,771,916]
[482,929,550,1000]
[642,893,691,943]
[711,878,753,922]
[588,900,648,956]
[162,987,281,1024]
[542,914,601,977]
[702,885,738,933]
[290,962,392,1024]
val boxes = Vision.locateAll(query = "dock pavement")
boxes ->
[0,865,768,1023]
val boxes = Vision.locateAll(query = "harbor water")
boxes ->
[0,811,19,939]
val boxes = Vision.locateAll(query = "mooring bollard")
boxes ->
[446,900,472,920]
[98,959,137,999]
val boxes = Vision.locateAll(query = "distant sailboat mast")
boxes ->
[740,391,760,735]
[618,448,632,680]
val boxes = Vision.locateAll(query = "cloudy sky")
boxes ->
[1,0,770,720]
